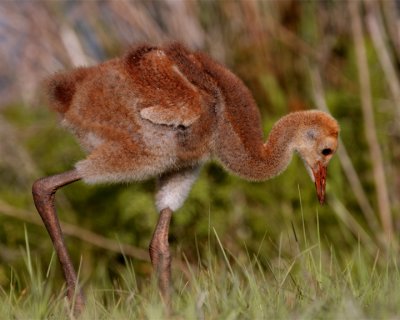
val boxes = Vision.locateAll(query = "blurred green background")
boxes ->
[0,0,399,290]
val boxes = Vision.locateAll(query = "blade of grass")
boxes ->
[297,185,308,249]
[278,244,318,290]
[212,228,234,277]
[23,225,33,280]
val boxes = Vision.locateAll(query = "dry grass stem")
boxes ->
[365,0,400,121]
[0,199,149,261]
[310,66,381,239]
[330,196,375,253]
[381,1,400,63]
[349,0,393,241]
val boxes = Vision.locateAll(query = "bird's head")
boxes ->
[294,111,339,204]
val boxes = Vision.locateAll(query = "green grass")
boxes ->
[1,224,399,319]
[2,104,397,318]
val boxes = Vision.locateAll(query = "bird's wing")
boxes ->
[135,46,205,127]
[140,103,201,127]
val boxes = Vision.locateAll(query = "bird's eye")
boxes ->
[322,148,332,156]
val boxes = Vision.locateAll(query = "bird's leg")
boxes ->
[149,207,173,309]
[32,169,84,314]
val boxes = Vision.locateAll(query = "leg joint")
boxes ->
[32,177,53,200]
[32,170,82,200]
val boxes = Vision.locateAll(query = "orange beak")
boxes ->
[312,162,327,205]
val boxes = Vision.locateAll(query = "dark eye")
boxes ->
[322,148,332,156]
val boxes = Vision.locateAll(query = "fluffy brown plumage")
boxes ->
[46,42,339,185]
[35,42,339,314]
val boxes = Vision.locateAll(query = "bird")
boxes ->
[32,42,339,314]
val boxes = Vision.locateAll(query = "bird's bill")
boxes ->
[312,162,327,204]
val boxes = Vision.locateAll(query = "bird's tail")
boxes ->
[45,67,89,114]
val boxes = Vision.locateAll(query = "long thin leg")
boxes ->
[32,169,84,314]
[149,207,173,309]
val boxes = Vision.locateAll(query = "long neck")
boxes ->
[195,53,300,181]
[214,113,298,181]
